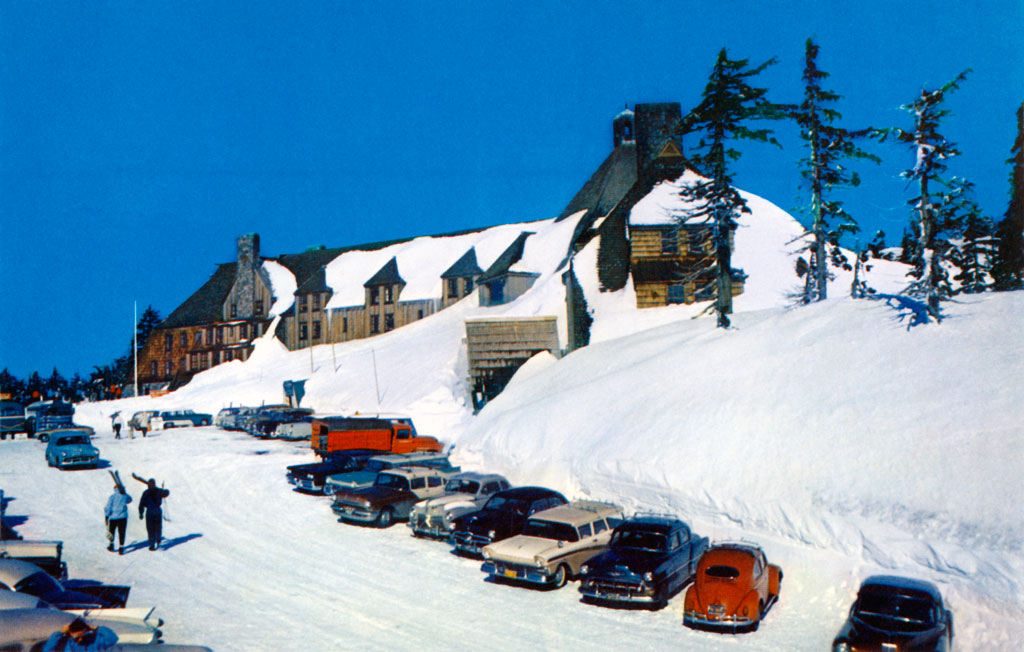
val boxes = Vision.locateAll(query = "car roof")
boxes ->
[493,486,563,501]
[448,472,506,484]
[50,428,93,438]
[531,500,622,526]
[859,575,944,603]
[0,559,45,584]
[381,465,448,478]
[617,515,685,533]
[369,452,447,463]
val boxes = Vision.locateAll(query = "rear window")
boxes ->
[705,565,740,579]
[522,519,580,542]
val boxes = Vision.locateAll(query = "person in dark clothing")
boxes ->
[42,616,118,651]
[133,473,169,551]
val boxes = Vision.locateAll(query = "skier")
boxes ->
[103,482,132,554]
[133,473,170,551]
[41,616,119,651]
[110,412,123,440]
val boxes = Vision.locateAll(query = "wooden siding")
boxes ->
[222,274,274,321]
[287,296,439,349]
[634,278,745,309]
[465,317,560,380]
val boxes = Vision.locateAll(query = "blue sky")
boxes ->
[1,0,1021,380]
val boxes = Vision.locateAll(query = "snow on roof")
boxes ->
[323,220,555,309]
[262,260,296,317]
[629,170,714,227]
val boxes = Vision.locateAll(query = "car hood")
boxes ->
[335,486,408,506]
[486,536,566,564]
[586,547,664,576]
[326,471,376,489]
[288,461,342,476]
[419,492,475,510]
[53,444,97,456]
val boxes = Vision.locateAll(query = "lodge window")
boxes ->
[179,357,185,371]
[150,361,157,376]
[342,316,348,333]
[661,230,678,255]
[464,277,474,295]
[370,315,380,334]
[369,287,380,305]
[255,323,262,337]
[194,332,202,345]
[447,279,458,298]
[313,293,321,310]
[216,327,224,344]
[299,323,308,341]
[231,303,237,318]
[694,283,715,301]
[190,353,199,369]
[667,284,687,305]
[255,300,264,315]
[384,286,394,304]
[164,360,173,376]
[179,333,187,347]
[299,295,308,313]
[164,333,172,352]
[224,350,233,362]
[690,229,710,251]
[205,329,213,345]
[384,313,394,332]
[240,323,248,340]
[417,309,423,320]
[312,321,321,339]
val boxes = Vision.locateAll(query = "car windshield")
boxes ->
[611,529,667,551]
[14,571,63,598]
[856,592,936,631]
[374,474,409,490]
[57,435,89,446]
[705,565,740,579]
[483,496,526,514]
[364,460,389,472]
[445,479,480,494]
[521,519,580,542]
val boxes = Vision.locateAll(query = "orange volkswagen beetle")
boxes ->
[682,543,782,632]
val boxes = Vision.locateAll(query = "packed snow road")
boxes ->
[0,427,1008,650]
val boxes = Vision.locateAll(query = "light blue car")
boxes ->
[44,428,99,470]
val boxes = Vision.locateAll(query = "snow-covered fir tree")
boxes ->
[948,178,996,294]
[793,38,880,303]
[677,48,787,327]
[992,101,1024,290]
[894,70,971,320]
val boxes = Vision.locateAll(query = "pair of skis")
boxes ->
[109,470,171,522]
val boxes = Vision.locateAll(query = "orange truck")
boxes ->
[311,416,442,456]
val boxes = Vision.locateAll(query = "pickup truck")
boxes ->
[24,401,74,437]
[311,416,441,456]
[331,466,456,527]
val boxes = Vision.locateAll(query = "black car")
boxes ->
[832,575,954,652]
[0,559,130,610]
[578,514,708,609]
[449,486,567,556]
[286,449,379,494]
[249,407,315,438]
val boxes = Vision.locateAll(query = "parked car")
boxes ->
[324,452,459,496]
[408,472,511,538]
[683,542,782,632]
[0,401,27,439]
[24,400,74,437]
[128,410,159,435]
[150,410,213,430]
[248,407,314,438]
[214,407,242,429]
[44,428,99,470]
[482,500,625,589]
[0,595,162,644]
[0,539,66,579]
[273,416,314,440]
[287,449,381,494]
[332,466,456,527]
[449,486,568,557]
[0,609,213,651]
[578,514,709,609]
[832,575,954,652]
[0,559,130,609]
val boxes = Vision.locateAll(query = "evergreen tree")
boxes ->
[135,305,163,356]
[44,367,67,400]
[992,102,1024,290]
[25,372,44,401]
[894,70,971,320]
[793,38,881,303]
[0,369,26,404]
[677,48,788,327]
[947,178,996,294]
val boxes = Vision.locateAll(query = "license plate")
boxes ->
[504,569,519,579]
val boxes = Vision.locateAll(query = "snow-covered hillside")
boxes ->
[11,185,1022,650]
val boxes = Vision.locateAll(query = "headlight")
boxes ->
[832,643,851,652]
[534,556,546,569]
[643,572,654,582]
[580,565,589,575]
[482,549,492,560]
[488,530,496,539]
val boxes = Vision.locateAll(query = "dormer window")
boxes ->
[312,293,321,310]
[384,286,394,304]
[447,279,458,299]
[299,295,308,313]
[464,277,474,295]
[369,287,380,305]
[255,300,264,315]
[661,230,678,255]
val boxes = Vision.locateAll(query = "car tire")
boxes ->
[552,564,569,589]
[376,508,394,528]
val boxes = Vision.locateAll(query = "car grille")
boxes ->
[63,456,95,465]
[451,530,491,553]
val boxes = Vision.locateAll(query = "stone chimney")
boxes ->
[235,233,260,317]
[634,103,684,177]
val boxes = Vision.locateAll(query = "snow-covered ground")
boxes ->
[4,186,1022,650]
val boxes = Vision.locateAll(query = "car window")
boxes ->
[706,565,740,579]
[410,477,426,490]
[612,529,667,551]
[593,519,608,534]
[446,479,481,493]
[396,429,410,439]
[427,476,441,488]
[579,522,593,538]
[482,482,499,495]
[522,519,580,542]
[375,474,410,491]
[607,516,623,529]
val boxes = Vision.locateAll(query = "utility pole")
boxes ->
[133,301,138,397]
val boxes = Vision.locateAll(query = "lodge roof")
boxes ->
[364,256,405,287]
[158,263,237,329]
[557,143,637,222]
[478,232,534,284]
[440,247,484,279]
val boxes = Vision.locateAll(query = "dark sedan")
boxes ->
[286,449,379,494]
[832,575,954,652]
[578,515,708,609]
[449,486,567,557]
[0,559,130,609]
